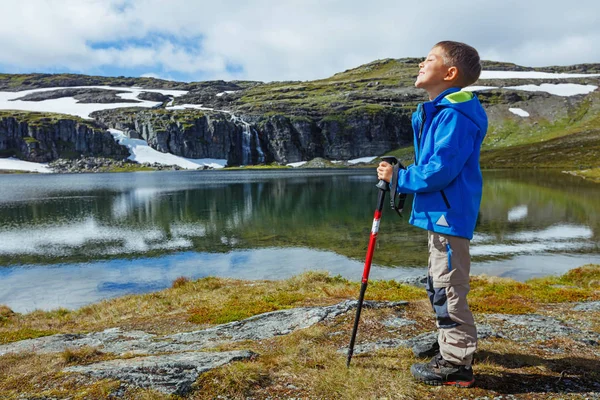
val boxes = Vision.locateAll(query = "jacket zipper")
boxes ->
[440,190,451,209]
[416,104,426,164]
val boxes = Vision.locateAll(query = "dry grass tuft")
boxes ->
[0,305,15,321]
[61,346,106,365]
[171,276,190,289]
[193,358,270,399]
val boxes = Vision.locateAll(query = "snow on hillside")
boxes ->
[0,86,188,119]
[0,157,52,173]
[509,108,530,117]
[109,129,226,169]
[505,83,598,97]
[480,71,600,79]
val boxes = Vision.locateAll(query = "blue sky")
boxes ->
[1,0,599,83]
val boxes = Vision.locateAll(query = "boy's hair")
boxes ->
[434,41,482,87]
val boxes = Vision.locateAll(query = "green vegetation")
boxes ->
[0,266,599,398]
[0,110,102,130]
[566,167,600,182]
[104,164,155,173]
[22,136,39,144]
[380,92,600,173]
[235,58,422,119]
[225,163,290,170]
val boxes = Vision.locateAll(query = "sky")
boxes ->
[1,0,599,83]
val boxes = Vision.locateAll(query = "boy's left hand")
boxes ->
[377,162,393,183]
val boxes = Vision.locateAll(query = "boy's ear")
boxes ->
[444,66,459,82]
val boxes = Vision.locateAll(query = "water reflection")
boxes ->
[0,169,599,311]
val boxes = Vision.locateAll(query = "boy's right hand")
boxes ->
[377,162,393,183]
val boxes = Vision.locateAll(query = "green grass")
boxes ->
[0,328,57,344]
[0,110,102,130]
[106,164,155,173]
[469,265,600,314]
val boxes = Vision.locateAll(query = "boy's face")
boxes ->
[415,46,455,95]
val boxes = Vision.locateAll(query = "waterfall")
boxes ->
[252,127,265,164]
[166,103,265,165]
[228,113,265,165]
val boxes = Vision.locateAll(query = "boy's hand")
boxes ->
[377,162,393,183]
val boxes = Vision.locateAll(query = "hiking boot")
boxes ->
[410,354,475,388]
[412,339,440,358]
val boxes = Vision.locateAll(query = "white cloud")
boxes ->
[0,0,599,81]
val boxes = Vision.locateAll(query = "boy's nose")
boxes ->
[418,61,424,68]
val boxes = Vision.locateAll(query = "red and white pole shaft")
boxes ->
[346,174,391,367]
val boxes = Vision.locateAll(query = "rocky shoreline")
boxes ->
[48,157,192,173]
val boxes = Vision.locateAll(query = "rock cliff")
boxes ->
[0,112,128,162]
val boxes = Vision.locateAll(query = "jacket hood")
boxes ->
[434,87,488,135]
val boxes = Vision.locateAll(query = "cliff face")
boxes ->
[0,113,129,162]
[256,109,412,163]
[90,106,413,165]
[92,109,253,166]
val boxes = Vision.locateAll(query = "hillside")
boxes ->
[0,59,599,170]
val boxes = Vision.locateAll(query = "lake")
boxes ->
[0,169,599,312]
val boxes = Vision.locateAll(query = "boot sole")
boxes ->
[418,378,475,388]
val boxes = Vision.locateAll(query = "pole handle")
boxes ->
[376,156,399,191]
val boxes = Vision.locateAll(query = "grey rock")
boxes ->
[64,350,255,396]
[486,313,600,345]
[0,115,129,163]
[382,317,416,328]
[573,301,600,312]
[11,88,140,104]
[399,275,427,287]
[0,301,406,357]
[341,324,499,356]
[171,300,406,344]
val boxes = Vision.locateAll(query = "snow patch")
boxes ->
[109,129,226,169]
[166,104,213,111]
[504,83,597,97]
[347,156,377,165]
[0,86,189,119]
[286,161,307,168]
[462,86,498,92]
[480,71,600,79]
[0,157,53,173]
[216,91,239,97]
[509,108,530,117]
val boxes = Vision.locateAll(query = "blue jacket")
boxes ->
[396,87,488,240]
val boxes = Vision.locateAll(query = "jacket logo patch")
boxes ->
[436,215,450,227]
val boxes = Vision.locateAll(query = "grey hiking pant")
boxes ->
[426,230,477,366]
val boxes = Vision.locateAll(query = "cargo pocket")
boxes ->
[427,276,459,329]
[429,233,453,285]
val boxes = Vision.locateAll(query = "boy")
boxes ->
[377,41,487,387]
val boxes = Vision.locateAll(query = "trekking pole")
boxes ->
[346,156,399,368]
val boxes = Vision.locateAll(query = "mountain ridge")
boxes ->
[0,58,599,169]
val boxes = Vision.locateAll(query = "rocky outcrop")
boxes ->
[11,88,140,104]
[0,115,129,162]
[92,108,258,166]
[65,351,256,396]
[91,106,413,165]
[0,300,405,395]
[256,109,412,163]
[1,299,599,396]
